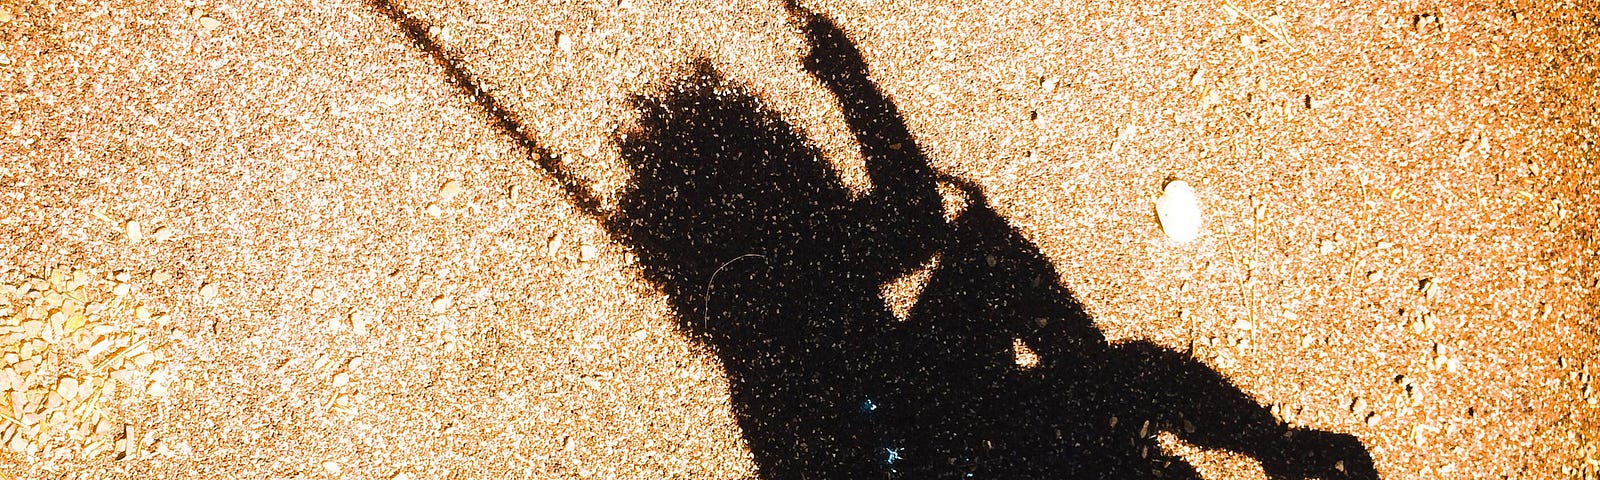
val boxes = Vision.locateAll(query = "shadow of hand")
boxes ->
[783,0,870,87]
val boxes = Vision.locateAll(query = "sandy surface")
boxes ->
[1,0,1597,478]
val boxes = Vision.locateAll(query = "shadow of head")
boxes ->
[613,60,878,337]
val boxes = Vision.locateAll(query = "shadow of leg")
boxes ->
[1096,341,1379,480]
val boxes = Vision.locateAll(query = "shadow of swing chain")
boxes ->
[365,0,605,218]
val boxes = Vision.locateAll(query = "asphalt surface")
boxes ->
[1,0,1597,478]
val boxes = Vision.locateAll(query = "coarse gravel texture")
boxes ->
[1,0,1597,478]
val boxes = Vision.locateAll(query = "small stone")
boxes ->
[199,282,219,300]
[1155,180,1203,242]
[1319,238,1336,254]
[112,283,131,297]
[327,315,348,333]
[394,472,414,480]
[331,372,350,388]
[350,311,373,335]
[547,232,565,258]
[152,271,173,283]
[1350,396,1367,413]
[438,179,464,202]
[579,244,599,262]
[430,295,451,314]
[124,220,143,243]
[197,16,221,32]
[1231,319,1253,330]
[323,461,342,475]
[56,377,80,401]
[0,7,12,24]
[151,226,174,242]
[556,31,573,51]
[425,203,443,218]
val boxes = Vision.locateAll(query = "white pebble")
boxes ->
[125,220,144,243]
[1155,180,1203,242]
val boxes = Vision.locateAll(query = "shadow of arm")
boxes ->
[784,1,945,271]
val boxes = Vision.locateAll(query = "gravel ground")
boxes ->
[1,0,1596,478]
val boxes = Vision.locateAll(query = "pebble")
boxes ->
[579,244,598,262]
[1155,180,1202,242]
[1419,277,1437,298]
[430,295,451,314]
[438,179,464,202]
[198,16,221,32]
[556,31,573,51]
[151,226,174,242]
[199,282,219,301]
[56,377,79,401]
[547,232,565,258]
[351,311,373,336]
[124,220,143,243]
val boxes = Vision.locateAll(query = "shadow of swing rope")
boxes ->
[369,0,1379,477]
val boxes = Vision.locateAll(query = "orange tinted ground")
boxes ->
[1,0,1596,478]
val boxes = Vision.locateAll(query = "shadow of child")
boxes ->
[609,3,1380,479]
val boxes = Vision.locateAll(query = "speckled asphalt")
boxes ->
[1,0,1596,478]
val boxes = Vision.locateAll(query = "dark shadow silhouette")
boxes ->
[368,0,1380,477]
